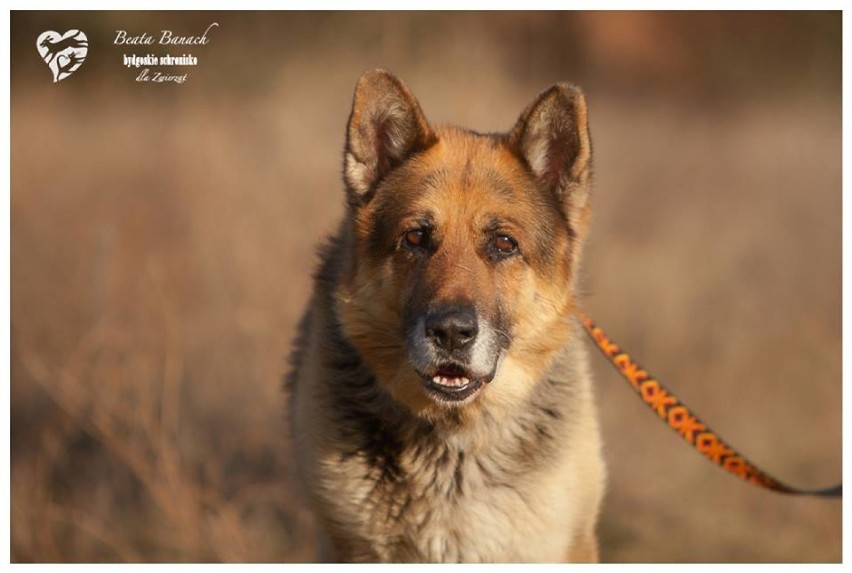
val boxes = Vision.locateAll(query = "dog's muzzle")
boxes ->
[406,303,503,405]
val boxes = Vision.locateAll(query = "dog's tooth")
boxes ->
[430,374,475,389]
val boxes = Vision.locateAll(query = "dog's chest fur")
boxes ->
[323,413,586,562]
[291,302,599,562]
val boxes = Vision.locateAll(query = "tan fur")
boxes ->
[287,70,605,563]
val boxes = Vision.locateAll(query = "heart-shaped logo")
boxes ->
[36,30,88,83]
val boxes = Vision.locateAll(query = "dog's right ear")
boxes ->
[344,70,435,205]
[508,83,592,227]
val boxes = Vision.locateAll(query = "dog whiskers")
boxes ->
[491,327,512,346]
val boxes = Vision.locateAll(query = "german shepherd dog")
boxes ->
[287,70,605,563]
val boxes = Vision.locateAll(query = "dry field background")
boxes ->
[10,11,841,563]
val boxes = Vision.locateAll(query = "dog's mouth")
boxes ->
[419,363,489,404]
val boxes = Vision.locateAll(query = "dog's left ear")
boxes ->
[509,84,592,220]
[344,70,435,205]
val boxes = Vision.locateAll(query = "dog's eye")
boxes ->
[403,229,426,249]
[493,234,518,255]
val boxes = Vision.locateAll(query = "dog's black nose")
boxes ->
[425,305,478,352]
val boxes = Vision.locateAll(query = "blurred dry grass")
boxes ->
[10,11,841,562]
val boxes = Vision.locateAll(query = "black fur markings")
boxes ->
[453,451,466,497]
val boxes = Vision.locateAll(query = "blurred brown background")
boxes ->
[10,11,841,563]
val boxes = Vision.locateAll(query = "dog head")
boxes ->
[335,70,592,419]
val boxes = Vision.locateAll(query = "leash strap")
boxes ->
[579,313,841,498]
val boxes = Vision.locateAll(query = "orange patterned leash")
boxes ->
[579,313,841,498]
